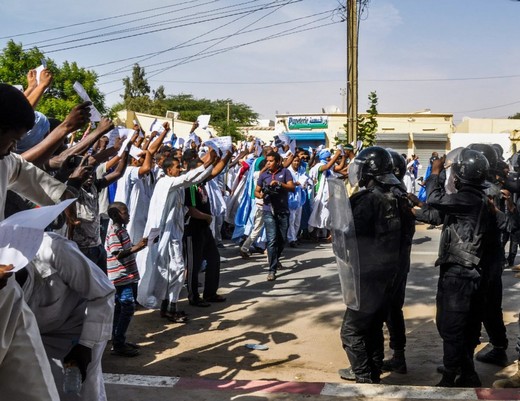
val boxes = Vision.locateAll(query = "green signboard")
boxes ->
[288,116,328,129]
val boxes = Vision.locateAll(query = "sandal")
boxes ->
[167,312,188,323]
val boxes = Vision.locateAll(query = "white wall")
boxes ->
[450,133,512,160]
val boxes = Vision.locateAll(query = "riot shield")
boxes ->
[328,178,360,310]
[444,147,464,194]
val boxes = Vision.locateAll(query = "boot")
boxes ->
[382,350,407,374]
[455,371,482,388]
[436,371,456,387]
[159,299,169,318]
[493,361,520,388]
[338,367,356,381]
[475,346,508,367]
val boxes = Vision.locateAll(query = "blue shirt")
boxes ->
[257,167,293,213]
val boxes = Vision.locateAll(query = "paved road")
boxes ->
[104,223,520,400]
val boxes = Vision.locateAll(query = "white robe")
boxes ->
[23,233,115,401]
[137,165,213,308]
[126,174,154,244]
[308,162,330,229]
[0,153,68,401]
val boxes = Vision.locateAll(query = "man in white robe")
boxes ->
[137,151,216,321]
[21,233,115,401]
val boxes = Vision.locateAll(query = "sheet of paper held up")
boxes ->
[147,228,161,246]
[0,198,77,272]
[73,81,102,122]
[205,136,232,155]
[196,115,211,130]
[117,136,142,160]
[35,58,47,86]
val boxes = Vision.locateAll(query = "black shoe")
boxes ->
[382,356,407,374]
[436,373,456,387]
[338,367,356,381]
[455,372,482,388]
[289,241,297,248]
[189,299,211,307]
[427,224,435,230]
[355,376,373,384]
[111,344,139,357]
[475,347,508,367]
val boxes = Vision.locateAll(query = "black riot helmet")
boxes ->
[467,143,498,170]
[452,148,489,187]
[386,149,406,181]
[492,143,504,161]
[355,146,400,187]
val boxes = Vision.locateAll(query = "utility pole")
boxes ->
[227,102,230,124]
[346,0,359,144]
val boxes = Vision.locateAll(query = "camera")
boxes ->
[262,183,282,201]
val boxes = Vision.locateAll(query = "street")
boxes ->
[104,223,520,399]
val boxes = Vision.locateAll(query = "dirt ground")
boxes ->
[102,225,520,388]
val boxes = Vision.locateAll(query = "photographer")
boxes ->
[255,151,295,281]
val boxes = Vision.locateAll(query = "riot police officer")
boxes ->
[339,146,402,384]
[380,150,416,375]
[426,149,500,387]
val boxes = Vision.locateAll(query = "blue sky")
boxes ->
[1,0,519,123]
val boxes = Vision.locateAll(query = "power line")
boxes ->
[97,11,334,85]
[98,0,290,78]
[24,0,222,47]
[0,0,204,40]
[101,20,341,94]
[454,99,520,114]
[97,7,335,78]
[39,0,301,53]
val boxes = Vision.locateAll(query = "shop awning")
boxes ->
[376,133,409,141]
[413,133,448,142]
[287,132,327,141]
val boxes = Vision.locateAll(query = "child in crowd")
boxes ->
[105,201,148,357]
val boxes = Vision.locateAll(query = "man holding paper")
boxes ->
[0,83,83,400]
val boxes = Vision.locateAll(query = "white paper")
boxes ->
[196,115,211,129]
[35,64,45,86]
[73,81,101,122]
[129,145,143,160]
[204,136,232,155]
[0,199,76,271]
[289,139,296,155]
[117,136,133,157]
[278,133,290,146]
[149,119,165,135]
[147,228,161,246]
[172,137,184,149]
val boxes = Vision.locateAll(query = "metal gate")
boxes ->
[413,135,448,179]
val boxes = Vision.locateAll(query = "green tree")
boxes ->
[0,40,105,120]
[335,91,379,148]
[509,112,520,119]
[114,67,259,135]
[122,64,150,100]
[357,91,379,147]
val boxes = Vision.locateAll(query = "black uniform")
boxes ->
[385,184,416,354]
[340,183,401,383]
[426,174,499,385]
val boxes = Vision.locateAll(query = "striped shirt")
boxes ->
[105,223,140,286]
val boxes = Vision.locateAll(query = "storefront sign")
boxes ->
[288,116,328,129]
